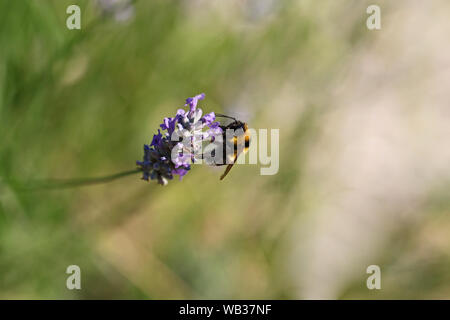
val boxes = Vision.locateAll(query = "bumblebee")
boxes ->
[203,114,251,180]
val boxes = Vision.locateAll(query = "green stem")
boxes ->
[23,168,142,190]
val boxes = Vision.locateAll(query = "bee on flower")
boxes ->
[136,93,223,185]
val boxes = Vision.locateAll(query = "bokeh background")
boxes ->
[1,0,449,299]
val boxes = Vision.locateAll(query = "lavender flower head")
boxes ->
[136,94,222,185]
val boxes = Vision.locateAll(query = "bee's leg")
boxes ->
[220,163,235,180]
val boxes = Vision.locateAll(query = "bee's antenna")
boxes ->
[215,113,237,121]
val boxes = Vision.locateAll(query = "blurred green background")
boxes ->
[1,0,449,299]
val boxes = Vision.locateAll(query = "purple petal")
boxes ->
[201,112,215,126]
[150,129,163,147]
[185,93,205,114]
